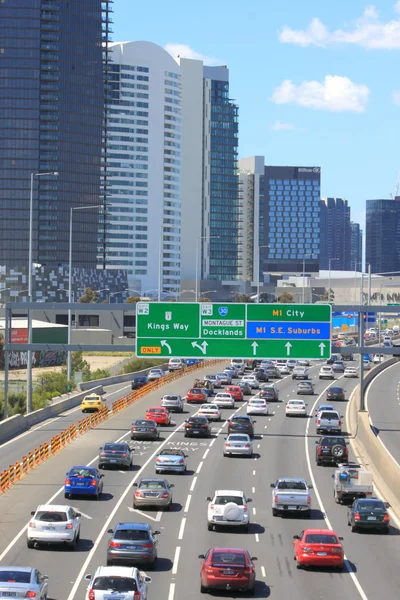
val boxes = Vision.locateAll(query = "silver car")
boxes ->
[147,368,164,381]
[161,394,184,413]
[99,442,133,469]
[155,448,188,473]
[0,567,48,600]
[133,478,174,510]
[205,374,222,388]
[216,372,232,385]
[223,434,253,457]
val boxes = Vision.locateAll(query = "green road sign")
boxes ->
[136,302,331,360]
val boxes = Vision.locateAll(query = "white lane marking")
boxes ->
[252,470,256,476]
[255,533,260,542]
[305,378,369,600]
[128,508,161,522]
[264,425,268,429]
[184,495,192,513]
[202,449,209,460]
[172,546,181,575]
[209,438,216,447]
[71,508,92,520]
[252,487,255,493]
[257,444,260,449]
[190,477,197,492]
[196,461,204,474]
[252,507,256,515]
[178,518,186,540]
[261,566,266,578]
[168,583,175,600]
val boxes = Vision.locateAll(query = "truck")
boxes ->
[270,478,313,517]
[193,378,214,393]
[316,410,343,435]
[333,463,373,504]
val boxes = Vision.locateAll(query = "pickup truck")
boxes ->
[270,478,312,517]
[316,410,343,434]
[333,463,373,504]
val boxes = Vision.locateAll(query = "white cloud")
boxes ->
[270,120,296,131]
[271,75,369,112]
[392,90,400,106]
[164,43,222,66]
[279,4,400,49]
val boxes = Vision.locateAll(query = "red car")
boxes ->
[186,388,207,404]
[145,407,171,426]
[199,547,257,594]
[293,529,344,570]
[226,386,243,401]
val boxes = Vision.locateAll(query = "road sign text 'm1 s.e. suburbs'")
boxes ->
[136,303,331,360]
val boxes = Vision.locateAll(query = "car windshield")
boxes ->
[92,577,137,592]
[215,496,244,505]
[36,511,68,522]
[159,449,184,456]
[104,444,127,452]
[139,480,166,489]
[0,571,31,583]
[228,434,249,442]
[114,529,150,541]
[305,534,339,545]
[211,552,246,566]
[356,500,385,511]
[277,481,306,490]
[69,468,95,478]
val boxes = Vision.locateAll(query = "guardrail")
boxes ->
[0,359,222,495]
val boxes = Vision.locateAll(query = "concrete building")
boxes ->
[103,41,182,296]
[366,198,400,274]
[319,198,351,270]
[180,59,240,285]
[350,221,363,271]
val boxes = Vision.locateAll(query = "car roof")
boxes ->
[139,478,167,483]
[227,433,250,438]
[215,490,245,496]
[36,504,69,511]
[115,522,151,531]
[231,414,251,419]
[303,529,337,535]
[277,477,306,482]
[69,465,96,470]
[0,567,33,573]
[147,406,166,410]
[210,547,248,554]
[95,566,138,578]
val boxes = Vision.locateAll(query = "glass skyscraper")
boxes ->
[366,198,400,274]
[319,197,351,270]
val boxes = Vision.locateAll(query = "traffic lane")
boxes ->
[366,360,400,465]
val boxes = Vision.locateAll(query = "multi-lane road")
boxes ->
[0,361,399,600]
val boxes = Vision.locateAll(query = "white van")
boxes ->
[168,358,185,371]
[231,358,245,368]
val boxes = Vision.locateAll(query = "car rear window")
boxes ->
[159,449,184,456]
[189,417,207,424]
[190,388,202,393]
[251,400,265,404]
[0,571,31,583]
[36,511,68,522]
[232,417,250,423]
[139,481,166,489]
[356,500,385,511]
[305,534,338,544]
[329,388,342,393]
[69,468,95,478]
[164,395,179,401]
[215,496,244,505]
[277,481,306,490]
[114,529,149,541]
[228,434,249,441]
[211,552,246,566]
[320,412,339,419]
[134,420,150,426]
[93,577,137,592]
[104,444,127,452]
[148,408,164,413]
[321,437,345,446]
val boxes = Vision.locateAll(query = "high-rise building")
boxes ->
[103,41,181,295]
[180,59,240,283]
[319,198,351,270]
[350,221,363,271]
[366,198,400,273]
[0,0,110,269]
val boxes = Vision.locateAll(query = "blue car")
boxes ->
[64,465,104,499]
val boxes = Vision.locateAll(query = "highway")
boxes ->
[0,361,399,600]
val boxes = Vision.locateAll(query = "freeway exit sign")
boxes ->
[136,302,331,360]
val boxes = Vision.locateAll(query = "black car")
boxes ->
[227,415,256,437]
[259,385,279,401]
[327,355,340,365]
[332,362,345,373]
[315,436,348,465]
[131,419,160,441]
[131,375,148,390]
[252,368,268,382]
[184,416,211,438]
[326,386,346,401]
[347,498,390,533]
[342,353,353,361]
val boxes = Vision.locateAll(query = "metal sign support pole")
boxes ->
[359,310,365,411]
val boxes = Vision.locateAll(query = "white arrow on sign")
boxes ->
[319,342,326,356]
[72,508,92,520]
[160,340,172,354]
[191,341,208,355]
[251,341,258,356]
[285,342,292,356]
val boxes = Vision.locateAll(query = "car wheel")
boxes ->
[27,539,34,549]
[207,523,213,531]
[242,523,249,532]
[64,492,70,499]
[165,502,172,511]
[351,525,357,532]
[383,527,390,535]
[272,508,278,517]
[296,559,303,569]
[316,459,322,466]
[200,583,208,594]
[133,502,138,509]
[248,585,256,596]
[67,537,76,551]
[99,464,103,470]
[316,429,320,435]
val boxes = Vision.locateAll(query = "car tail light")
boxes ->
[90,479,97,487]
[65,523,73,530]
[132,426,137,431]
[244,567,254,574]
[65,478,70,485]
[202,425,208,428]
[210,504,214,509]
[29,521,36,528]
[244,505,248,512]
[245,444,250,448]
[384,513,390,522]
[100,453,106,457]
[205,567,215,574]
[307,496,311,505]
[161,492,169,498]
[317,447,322,455]
[88,590,95,600]
[141,543,153,548]
[25,592,36,598]
[156,458,161,462]
[179,458,185,464]
[109,541,120,548]
[331,548,342,554]
[135,491,143,498]
[133,593,141,600]
[303,547,313,554]
[274,494,278,504]
[317,419,321,425]
[354,512,361,521]
[338,420,342,426]
[226,443,231,447]
[122,453,127,457]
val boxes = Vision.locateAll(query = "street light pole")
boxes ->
[256,245,269,303]
[158,224,163,302]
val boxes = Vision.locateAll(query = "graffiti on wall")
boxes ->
[1,350,67,370]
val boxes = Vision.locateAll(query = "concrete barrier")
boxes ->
[78,364,169,391]
[0,414,30,444]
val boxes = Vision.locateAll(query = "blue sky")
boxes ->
[113,0,400,228]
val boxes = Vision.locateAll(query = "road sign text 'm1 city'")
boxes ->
[136,302,331,360]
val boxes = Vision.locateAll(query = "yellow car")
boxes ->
[81,393,107,413]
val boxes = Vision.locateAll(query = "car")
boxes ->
[252,367,269,382]
[161,394,184,412]
[199,548,257,594]
[373,354,385,364]
[0,567,49,600]
[287,359,298,370]
[383,336,392,347]
[131,419,160,441]
[197,403,222,421]
[319,366,335,380]
[231,358,246,370]
[186,388,208,404]
[216,372,232,385]
[332,361,345,373]
[223,433,253,457]
[297,381,315,395]
[363,360,372,370]
[316,410,343,434]
[327,354,340,365]
[144,407,171,425]
[315,436,348,465]
[241,375,259,389]
[292,366,309,380]
[315,404,335,420]
[99,442,133,469]
[285,399,307,417]
[347,498,390,533]
[155,448,188,473]
[224,367,238,379]
[344,367,358,378]
[27,504,81,550]
[247,398,269,415]
[133,478,174,510]
[201,386,214,398]
[326,386,345,401]
[64,465,104,499]
[342,352,354,361]
[81,393,107,413]
[147,368,164,381]
[238,380,252,395]
[225,385,244,401]
[264,365,281,379]
[298,359,310,367]
[228,415,256,437]
[277,364,290,375]
[85,566,151,600]
[168,358,184,371]
[259,383,279,401]
[213,392,235,408]
[271,478,312,517]
[293,529,344,570]
[131,375,148,390]
[184,416,211,438]
[205,374,222,388]
[106,523,160,567]
[206,490,252,531]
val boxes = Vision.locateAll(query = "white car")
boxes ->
[287,359,298,370]
[241,375,260,389]
[197,403,222,421]
[319,366,335,380]
[204,374,222,388]
[207,490,251,531]
[168,358,184,371]
[213,393,235,408]
[27,505,81,549]
[247,398,269,415]
[277,364,290,375]
[285,399,307,417]
[344,367,358,378]
[85,566,151,600]
[373,354,385,364]
[147,369,164,381]
[363,360,372,370]
[223,434,253,457]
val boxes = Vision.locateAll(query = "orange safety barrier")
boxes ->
[34,448,40,466]
[22,456,29,474]
[0,469,9,492]
[8,465,15,487]
[15,461,21,481]
[28,451,34,470]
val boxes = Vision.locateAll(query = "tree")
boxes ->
[233,293,253,303]
[126,296,141,304]
[78,287,99,303]
[322,288,334,302]
[198,296,211,302]
[277,291,294,303]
